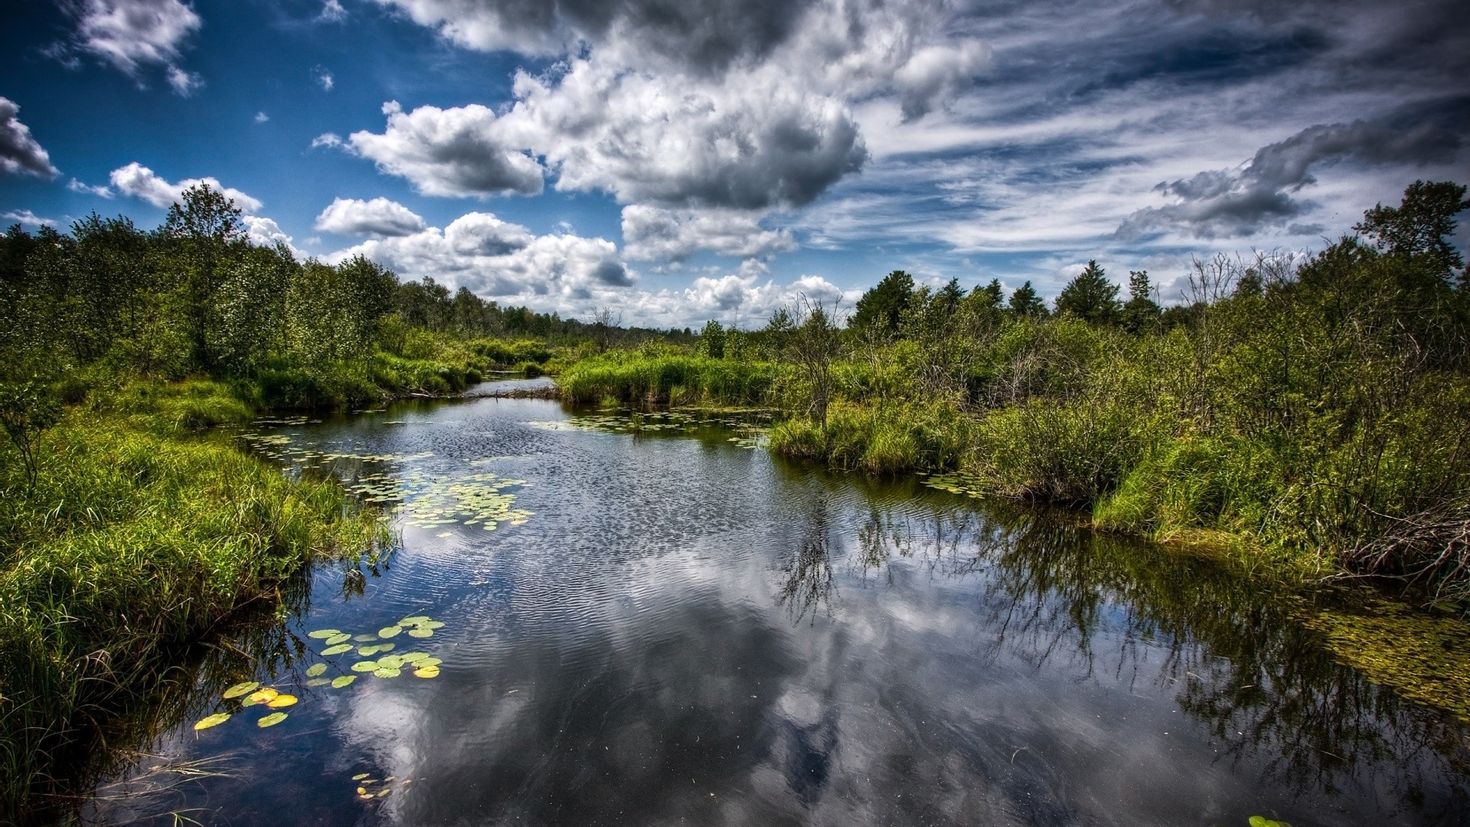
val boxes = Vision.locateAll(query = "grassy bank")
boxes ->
[558,350,783,407]
[0,381,386,819]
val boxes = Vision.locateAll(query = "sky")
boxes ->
[1,0,1467,329]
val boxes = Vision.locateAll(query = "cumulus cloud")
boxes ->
[1,209,57,228]
[242,215,295,248]
[343,101,544,197]
[894,41,991,121]
[314,66,335,91]
[1119,100,1469,239]
[315,196,427,237]
[329,211,626,299]
[61,0,202,93]
[109,161,264,213]
[67,178,113,197]
[0,97,59,179]
[620,205,795,261]
[628,262,849,328]
[319,0,347,22]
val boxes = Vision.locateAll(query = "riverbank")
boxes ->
[0,379,397,820]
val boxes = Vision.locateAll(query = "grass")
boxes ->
[0,393,385,820]
[559,352,784,406]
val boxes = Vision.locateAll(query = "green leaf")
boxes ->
[257,712,288,728]
[378,625,403,638]
[193,712,231,730]
[325,633,351,646]
[407,629,433,638]
[222,681,259,700]
[307,629,341,639]
[306,663,327,678]
[322,644,353,656]
[331,675,357,689]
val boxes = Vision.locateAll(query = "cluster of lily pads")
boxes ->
[191,682,299,731]
[308,614,447,679]
[534,408,770,449]
[341,470,532,532]
[922,472,990,499]
[192,614,448,733]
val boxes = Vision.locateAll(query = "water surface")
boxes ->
[88,382,1470,826]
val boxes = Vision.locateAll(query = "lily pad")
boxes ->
[420,621,445,630]
[307,678,332,688]
[322,644,353,656]
[257,712,288,728]
[325,633,351,646]
[307,629,341,639]
[351,660,379,672]
[244,687,279,706]
[306,663,327,678]
[417,657,442,668]
[400,615,430,625]
[352,773,370,781]
[222,681,260,700]
[377,655,404,669]
[331,675,357,689]
[399,652,428,664]
[373,667,403,678]
[193,712,231,730]
[378,626,403,638]
[358,645,382,657]
[267,694,299,708]
[413,666,440,679]
[407,629,433,638]
[354,634,378,642]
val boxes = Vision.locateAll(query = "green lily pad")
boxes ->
[373,667,402,678]
[400,615,430,625]
[306,678,331,687]
[222,681,260,700]
[407,629,433,638]
[351,661,379,672]
[417,657,442,668]
[322,644,353,656]
[358,645,381,657]
[378,626,403,638]
[420,620,445,630]
[307,629,341,639]
[325,633,351,646]
[193,712,231,730]
[257,712,288,728]
[399,652,428,664]
[306,663,327,678]
[331,675,357,689]
[354,634,378,642]
[377,655,404,669]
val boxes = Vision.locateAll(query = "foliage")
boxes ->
[0,378,60,492]
[1055,259,1121,325]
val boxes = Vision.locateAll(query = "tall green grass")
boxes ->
[0,403,384,819]
[559,352,784,406]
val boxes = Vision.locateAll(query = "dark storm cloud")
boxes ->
[1118,96,1470,239]
[0,97,59,179]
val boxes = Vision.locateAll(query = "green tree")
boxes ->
[1355,180,1469,284]
[850,270,914,340]
[161,185,249,370]
[700,319,726,358]
[1008,281,1047,318]
[1121,269,1162,334]
[1055,260,1121,325]
[0,378,60,492]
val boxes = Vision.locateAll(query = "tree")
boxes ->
[0,378,60,492]
[1008,281,1047,318]
[161,184,249,370]
[1121,269,1162,334]
[1055,260,1121,325]
[786,296,842,430]
[850,270,914,340]
[699,319,726,358]
[1355,180,1469,284]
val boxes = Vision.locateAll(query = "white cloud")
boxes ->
[314,66,335,91]
[254,111,270,124]
[0,97,59,179]
[328,211,627,301]
[242,215,295,249]
[63,0,202,94]
[1,209,57,228]
[311,132,344,149]
[315,197,427,237]
[620,205,794,261]
[345,101,544,197]
[319,0,347,22]
[109,161,264,213]
[67,178,113,197]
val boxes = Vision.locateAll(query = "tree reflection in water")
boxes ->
[832,495,1470,817]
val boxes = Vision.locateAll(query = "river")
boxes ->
[82,379,1470,825]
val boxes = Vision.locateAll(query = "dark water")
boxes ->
[86,381,1470,826]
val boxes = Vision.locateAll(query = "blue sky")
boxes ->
[2,0,1467,328]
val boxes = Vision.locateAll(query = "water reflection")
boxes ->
[73,389,1470,826]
